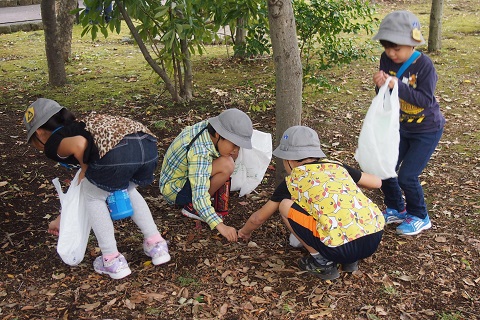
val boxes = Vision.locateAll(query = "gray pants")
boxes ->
[82,178,159,256]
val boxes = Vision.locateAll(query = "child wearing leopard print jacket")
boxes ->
[23,98,169,279]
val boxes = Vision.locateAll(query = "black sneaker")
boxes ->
[298,256,339,280]
[341,261,359,272]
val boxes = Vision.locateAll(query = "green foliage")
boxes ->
[226,1,270,57]
[294,0,377,90]
[215,0,377,89]
[78,0,217,101]
[177,275,200,286]
[128,0,215,68]
[76,0,377,98]
[79,0,119,39]
[460,257,471,271]
[382,285,398,296]
[437,312,464,320]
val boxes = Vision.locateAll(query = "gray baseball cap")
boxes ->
[24,98,64,142]
[373,10,425,46]
[208,108,253,149]
[273,126,326,160]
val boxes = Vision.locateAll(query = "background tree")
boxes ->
[80,0,216,102]
[55,0,78,62]
[41,0,67,86]
[78,0,375,103]
[213,0,270,58]
[428,0,443,52]
[267,0,303,182]
[294,0,376,90]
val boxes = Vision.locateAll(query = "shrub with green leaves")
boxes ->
[294,0,377,89]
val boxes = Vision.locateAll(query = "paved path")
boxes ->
[0,1,84,26]
[0,4,42,25]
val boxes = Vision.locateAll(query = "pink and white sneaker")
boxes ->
[93,254,131,280]
[144,240,171,265]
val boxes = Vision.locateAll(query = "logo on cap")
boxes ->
[25,107,35,123]
[283,134,289,140]
[412,28,422,42]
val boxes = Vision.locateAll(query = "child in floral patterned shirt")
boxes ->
[239,126,385,280]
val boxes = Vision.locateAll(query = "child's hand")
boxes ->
[374,71,397,89]
[238,228,251,241]
[48,215,61,236]
[373,71,388,87]
[216,223,238,242]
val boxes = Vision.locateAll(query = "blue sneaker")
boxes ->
[383,208,407,224]
[396,214,431,236]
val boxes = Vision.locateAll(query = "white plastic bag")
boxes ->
[52,169,91,266]
[355,77,400,179]
[231,129,272,197]
[289,233,303,248]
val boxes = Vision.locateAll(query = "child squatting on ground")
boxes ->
[238,126,385,280]
[372,11,445,235]
[159,108,253,242]
[24,98,170,280]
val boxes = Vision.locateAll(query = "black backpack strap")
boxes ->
[186,126,208,151]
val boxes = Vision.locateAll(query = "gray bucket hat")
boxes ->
[23,98,64,142]
[208,108,253,149]
[373,10,425,46]
[273,126,326,160]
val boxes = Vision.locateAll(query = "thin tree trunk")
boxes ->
[428,0,443,52]
[235,17,246,45]
[115,0,182,102]
[234,17,247,57]
[41,0,67,86]
[181,39,193,101]
[56,0,77,62]
[267,0,303,184]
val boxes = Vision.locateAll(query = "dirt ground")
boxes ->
[0,90,479,319]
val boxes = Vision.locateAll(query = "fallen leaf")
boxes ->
[124,299,135,310]
[247,241,258,247]
[250,295,268,303]
[52,273,65,280]
[106,298,117,306]
[21,305,35,310]
[219,303,228,315]
[462,278,475,286]
[263,286,273,292]
[435,236,447,243]
[77,301,100,311]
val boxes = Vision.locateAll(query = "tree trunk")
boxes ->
[235,17,247,45]
[181,39,193,101]
[428,0,443,52]
[233,17,247,57]
[115,0,182,102]
[56,0,77,62]
[41,0,67,86]
[267,0,303,184]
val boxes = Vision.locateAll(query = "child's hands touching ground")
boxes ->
[216,223,238,242]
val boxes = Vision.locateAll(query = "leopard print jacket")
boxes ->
[83,112,155,158]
